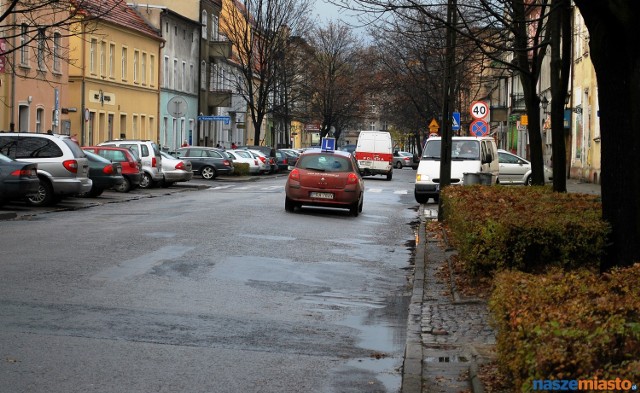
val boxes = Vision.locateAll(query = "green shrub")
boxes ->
[232,162,250,176]
[441,185,608,275]
[490,266,640,391]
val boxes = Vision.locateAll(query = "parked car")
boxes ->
[238,145,278,173]
[246,149,271,174]
[80,150,124,197]
[0,152,39,206]
[226,149,262,175]
[174,146,234,179]
[275,150,295,171]
[0,132,92,206]
[393,150,419,169]
[159,151,193,187]
[497,149,553,185]
[98,140,162,189]
[285,148,365,216]
[83,146,142,193]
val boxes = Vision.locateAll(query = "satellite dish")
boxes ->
[167,96,188,118]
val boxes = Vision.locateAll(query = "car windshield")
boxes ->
[422,140,480,160]
[298,154,352,172]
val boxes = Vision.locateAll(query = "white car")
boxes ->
[247,149,270,174]
[226,149,261,175]
[497,149,553,185]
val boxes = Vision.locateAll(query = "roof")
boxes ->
[73,0,161,40]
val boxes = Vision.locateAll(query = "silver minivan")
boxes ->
[99,140,163,188]
[0,132,92,206]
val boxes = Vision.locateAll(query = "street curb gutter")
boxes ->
[401,218,426,393]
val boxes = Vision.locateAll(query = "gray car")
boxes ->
[174,147,234,179]
[0,132,92,206]
[159,151,193,187]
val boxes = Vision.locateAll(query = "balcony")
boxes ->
[208,40,232,59]
[510,93,526,113]
[207,89,232,107]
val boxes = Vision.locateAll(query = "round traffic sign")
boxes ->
[469,119,489,137]
[470,101,489,119]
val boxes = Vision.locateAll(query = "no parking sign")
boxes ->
[469,119,489,137]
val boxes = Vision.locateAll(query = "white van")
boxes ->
[414,136,499,203]
[355,131,393,180]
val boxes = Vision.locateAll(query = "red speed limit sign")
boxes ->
[470,101,489,120]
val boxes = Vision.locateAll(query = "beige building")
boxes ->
[0,3,71,133]
[568,8,601,184]
[67,0,163,146]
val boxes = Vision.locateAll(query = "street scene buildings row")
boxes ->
[0,2,600,184]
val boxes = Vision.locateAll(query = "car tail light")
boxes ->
[289,168,300,181]
[11,169,36,177]
[63,159,78,173]
[102,164,115,175]
[347,173,359,185]
[175,162,186,170]
[223,160,231,166]
[283,158,288,165]
[258,156,266,164]
[152,157,157,167]
[129,161,138,169]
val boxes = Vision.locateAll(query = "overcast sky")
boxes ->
[311,0,370,40]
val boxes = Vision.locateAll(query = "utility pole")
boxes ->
[438,0,458,221]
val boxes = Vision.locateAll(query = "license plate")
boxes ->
[310,192,334,199]
[358,161,371,168]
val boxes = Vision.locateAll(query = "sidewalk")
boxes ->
[402,179,601,393]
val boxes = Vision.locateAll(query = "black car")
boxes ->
[276,149,298,171]
[174,147,235,179]
[81,150,124,197]
[0,153,39,206]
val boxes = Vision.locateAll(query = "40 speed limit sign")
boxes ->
[470,101,489,120]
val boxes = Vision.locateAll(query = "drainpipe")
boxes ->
[81,20,86,145]
[10,11,16,130]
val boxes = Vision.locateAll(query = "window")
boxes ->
[121,47,128,80]
[20,24,28,66]
[36,108,44,133]
[150,54,155,86]
[100,41,106,76]
[133,115,138,139]
[37,29,45,71]
[201,10,208,39]
[133,50,139,83]
[141,53,147,85]
[109,43,115,77]
[181,61,186,91]
[211,16,219,41]
[90,38,97,74]
[163,56,169,87]
[53,32,61,73]
[189,64,194,93]
[200,61,206,90]
[173,59,178,89]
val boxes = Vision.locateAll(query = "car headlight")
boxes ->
[416,174,430,182]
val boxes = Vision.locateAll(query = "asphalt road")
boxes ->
[0,168,421,393]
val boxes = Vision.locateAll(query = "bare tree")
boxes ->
[222,0,311,146]
[304,21,368,140]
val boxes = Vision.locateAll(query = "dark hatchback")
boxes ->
[80,150,124,197]
[0,153,39,206]
[285,149,364,216]
[83,146,142,193]
[174,147,234,179]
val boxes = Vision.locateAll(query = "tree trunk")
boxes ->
[574,0,640,269]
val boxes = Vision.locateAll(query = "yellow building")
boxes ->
[67,0,163,146]
[569,8,601,184]
[0,3,71,133]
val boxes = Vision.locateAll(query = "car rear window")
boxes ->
[0,136,63,158]
[298,154,352,172]
[97,149,127,162]
[63,138,87,158]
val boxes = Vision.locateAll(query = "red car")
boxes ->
[83,146,142,192]
[285,148,365,216]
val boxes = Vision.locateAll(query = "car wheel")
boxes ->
[114,177,131,193]
[285,197,296,212]
[525,175,533,186]
[350,201,360,217]
[201,166,216,180]
[26,179,56,207]
[139,172,153,189]
[88,187,104,197]
[386,171,393,181]
[395,161,403,169]
[414,191,428,204]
